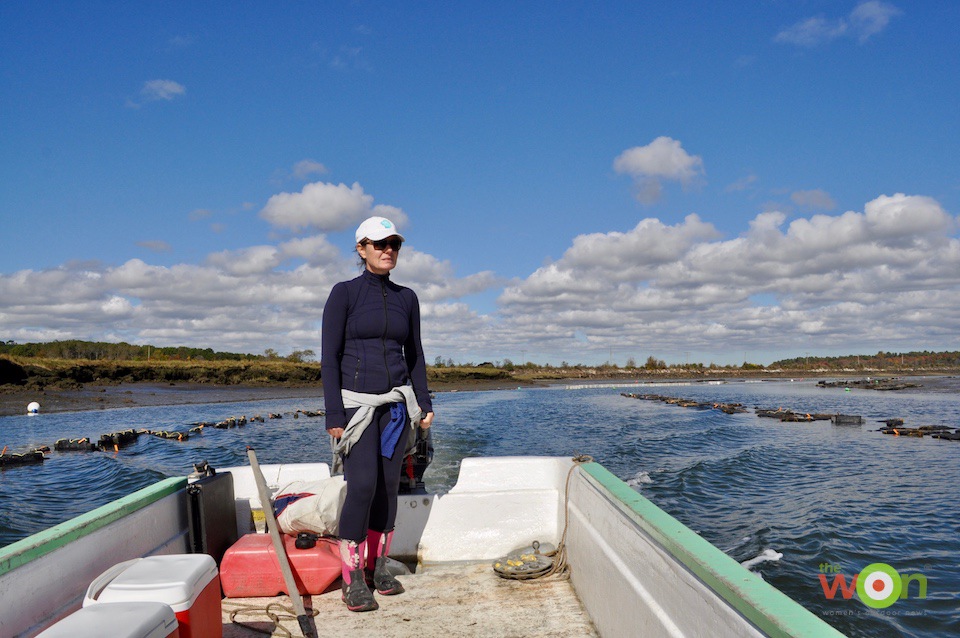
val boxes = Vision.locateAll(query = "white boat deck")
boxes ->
[221,562,597,637]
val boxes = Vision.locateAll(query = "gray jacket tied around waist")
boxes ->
[332,384,423,474]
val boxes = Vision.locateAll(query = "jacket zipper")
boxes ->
[380,278,393,388]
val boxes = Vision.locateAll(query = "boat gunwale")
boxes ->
[0,476,186,577]
[578,462,845,638]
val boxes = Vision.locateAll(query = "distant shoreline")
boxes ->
[2,371,955,417]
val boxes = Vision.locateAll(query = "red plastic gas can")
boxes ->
[220,533,341,597]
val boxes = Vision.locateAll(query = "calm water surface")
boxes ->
[1,378,958,637]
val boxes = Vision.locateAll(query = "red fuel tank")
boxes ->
[220,533,341,598]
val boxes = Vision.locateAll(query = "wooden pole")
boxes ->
[246,447,316,638]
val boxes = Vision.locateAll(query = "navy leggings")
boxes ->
[338,405,405,541]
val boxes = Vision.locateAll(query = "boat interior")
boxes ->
[0,456,842,637]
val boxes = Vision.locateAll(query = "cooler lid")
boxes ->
[38,601,177,638]
[91,554,218,608]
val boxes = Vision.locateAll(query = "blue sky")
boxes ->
[2,1,958,366]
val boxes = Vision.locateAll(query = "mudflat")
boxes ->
[0,382,326,417]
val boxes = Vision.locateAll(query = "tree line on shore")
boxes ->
[0,339,317,363]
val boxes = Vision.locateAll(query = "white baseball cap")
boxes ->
[355,216,405,243]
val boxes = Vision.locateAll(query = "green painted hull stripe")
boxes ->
[0,476,186,577]
[580,462,844,638]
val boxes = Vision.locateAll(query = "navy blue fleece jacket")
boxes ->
[321,269,433,431]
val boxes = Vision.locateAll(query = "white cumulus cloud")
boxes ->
[206,246,282,276]
[486,193,959,364]
[613,137,704,204]
[260,181,409,233]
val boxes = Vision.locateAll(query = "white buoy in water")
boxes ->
[27,401,40,415]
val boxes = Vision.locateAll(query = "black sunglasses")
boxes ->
[364,238,403,251]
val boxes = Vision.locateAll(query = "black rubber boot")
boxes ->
[372,556,405,595]
[342,568,378,612]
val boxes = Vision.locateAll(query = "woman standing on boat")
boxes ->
[321,215,434,612]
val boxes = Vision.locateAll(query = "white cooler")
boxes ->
[37,601,179,638]
[83,554,221,638]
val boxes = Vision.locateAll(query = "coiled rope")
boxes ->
[493,453,594,581]
[223,600,319,638]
